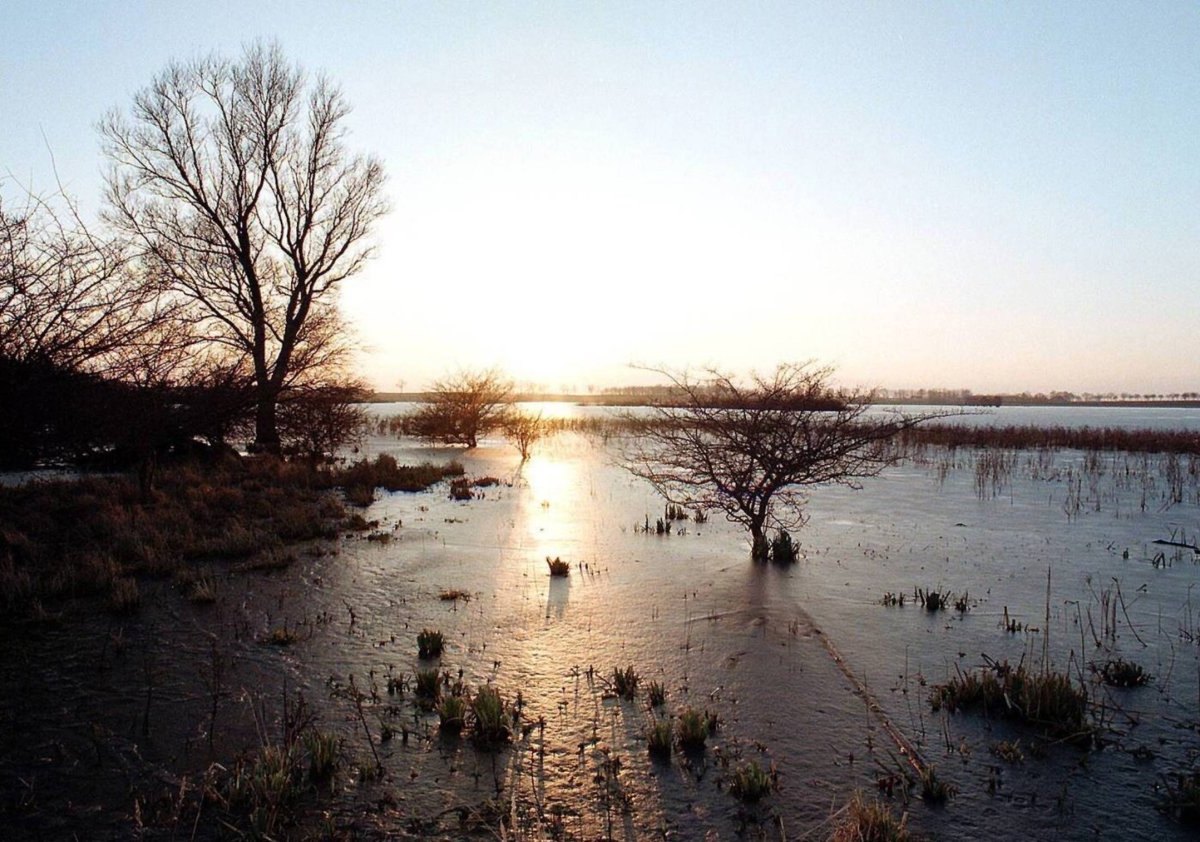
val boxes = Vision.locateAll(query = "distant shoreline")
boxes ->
[368,392,1200,410]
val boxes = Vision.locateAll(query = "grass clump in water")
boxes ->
[1160,770,1200,825]
[770,529,800,564]
[469,685,512,748]
[646,680,666,707]
[931,659,1090,741]
[676,706,718,750]
[546,556,571,577]
[437,693,467,735]
[646,718,673,759]
[415,667,442,704]
[919,764,957,803]
[611,665,639,700]
[729,760,777,803]
[417,628,445,659]
[1096,657,1150,688]
[829,791,911,841]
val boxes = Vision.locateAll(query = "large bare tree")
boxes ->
[100,42,387,450]
[624,363,940,559]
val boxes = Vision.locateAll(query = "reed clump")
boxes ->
[729,760,777,803]
[931,659,1090,740]
[828,791,911,841]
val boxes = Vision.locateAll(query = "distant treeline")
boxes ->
[370,388,1200,409]
[897,423,1200,455]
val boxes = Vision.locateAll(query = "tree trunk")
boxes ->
[749,521,769,561]
[254,393,281,453]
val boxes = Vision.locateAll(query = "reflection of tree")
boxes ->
[545,576,569,620]
[624,363,941,559]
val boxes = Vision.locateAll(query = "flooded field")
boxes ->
[4,408,1200,839]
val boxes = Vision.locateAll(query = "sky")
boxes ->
[3,2,1198,394]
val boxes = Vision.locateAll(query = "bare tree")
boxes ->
[409,368,514,448]
[0,188,162,372]
[503,409,547,460]
[623,363,939,559]
[100,41,387,451]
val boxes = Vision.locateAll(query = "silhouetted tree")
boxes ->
[410,368,514,448]
[503,409,547,460]
[624,363,942,559]
[100,41,387,452]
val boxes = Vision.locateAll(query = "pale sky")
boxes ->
[3,2,1198,394]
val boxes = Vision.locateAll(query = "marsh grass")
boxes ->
[469,685,512,747]
[611,665,639,700]
[829,791,911,842]
[770,529,800,564]
[1160,770,1200,824]
[646,680,666,707]
[437,694,467,735]
[646,718,673,759]
[417,628,445,659]
[729,760,776,803]
[546,556,571,577]
[677,706,718,750]
[1096,657,1150,688]
[932,659,1091,740]
[918,764,957,803]
[415,667,442,704]
[0,454,465,620]
[107,576,140,614]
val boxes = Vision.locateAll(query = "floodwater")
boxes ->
[3,406,1200,839]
